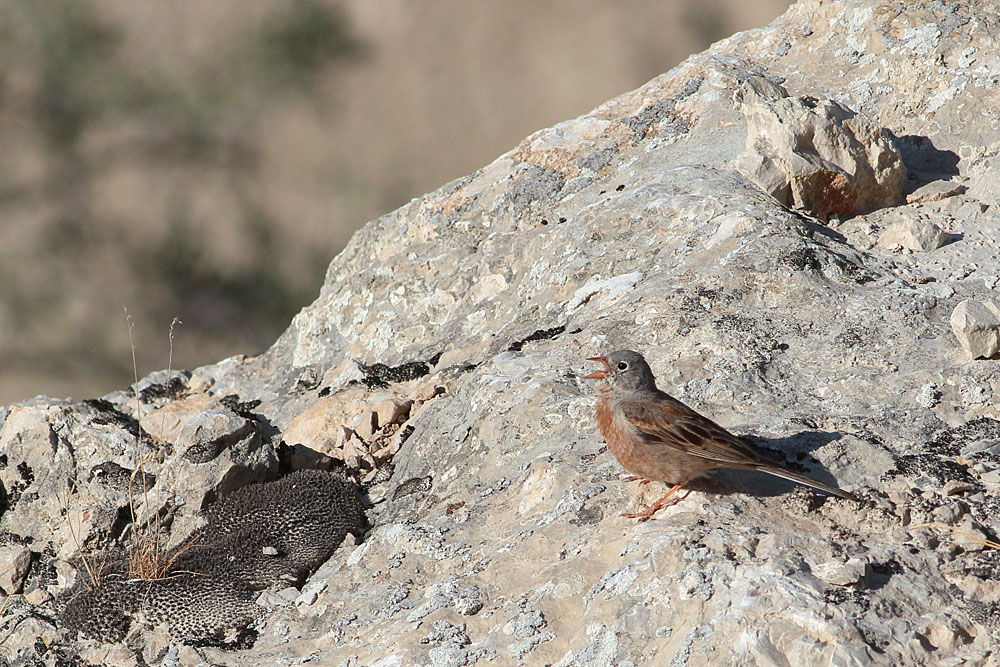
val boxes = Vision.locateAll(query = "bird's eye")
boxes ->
[617,361,629,371]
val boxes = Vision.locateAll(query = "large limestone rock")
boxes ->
[734,76,906,221]
[3,0,1000,664]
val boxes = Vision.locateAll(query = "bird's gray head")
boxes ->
[584,349,657,393]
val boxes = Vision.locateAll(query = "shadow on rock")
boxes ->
[699,429,849,499]
[894,134,961,193]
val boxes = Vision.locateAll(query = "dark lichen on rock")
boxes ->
[59,470,366,642]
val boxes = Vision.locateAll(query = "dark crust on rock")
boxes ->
[59,470,367,642]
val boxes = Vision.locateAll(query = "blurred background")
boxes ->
[0,0,792,405]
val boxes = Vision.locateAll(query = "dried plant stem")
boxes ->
[59,483,108,591]
[910,522,1000,550]
[122,311,186,580]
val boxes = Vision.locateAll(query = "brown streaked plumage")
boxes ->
[585,350,855,521]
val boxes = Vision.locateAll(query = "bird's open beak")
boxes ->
[584,356,610,380]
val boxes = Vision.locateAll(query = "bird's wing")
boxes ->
[618,394,766,467]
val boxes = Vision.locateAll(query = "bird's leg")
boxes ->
[620,474,655,486]
[621,482,688,521]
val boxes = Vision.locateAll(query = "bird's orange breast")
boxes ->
[594,395,715,484]
[595,395,653,478]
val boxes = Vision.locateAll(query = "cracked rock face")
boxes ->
[4,0,1000,664]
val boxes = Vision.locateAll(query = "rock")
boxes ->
[950,300,1000,359]
[915,383,941,408]
[877,211,951,251]
[282,388,418,472]
[140,626,173,665]
[294,580,327,607]
[177,409,258,463]
[7,0,1000,664]
[374,398,413,430]
[734,76,906,221]
[906,179,966,204]
[811,557,869,587]
[952,517,991,552]
[52,559,78,593]
[980,469,1000,487]
[0,545,32,594]
[23,586,52,605]
[352,412,377,442]
[140,393,222,443]
[256,588,300,608]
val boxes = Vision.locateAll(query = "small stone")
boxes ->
[923,618,970,652]
[454,597,484,616]
[282,387,372,466]
[139,393,221,443]
[353,411,377,441]
[141,626,173,665]
[415,382,447,402]
[930,502,965,526]
[906,179,966,204]
[733,77,905,221]
[52,559,78,591]
[960,379,992,404]
[257,588,299,608]
[177,409,257,463]
[979,469,1000,487]
[950,300,1000,359]
[341,433,371,468]
[915,383,941,408]
[877,214,950,252]
[812,557,868,586]
[953,517,990,552]
[0,546,32,595]
[374,398,413,429]
[429,645,469,667]
[295,581,328,606]
[942,480,977,496]
[23,586,52,605]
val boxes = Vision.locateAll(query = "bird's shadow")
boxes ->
[688,429,848,499]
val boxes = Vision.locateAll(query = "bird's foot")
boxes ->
[620,497,681,522]
[620,474,653,486]
[620,482,689,522]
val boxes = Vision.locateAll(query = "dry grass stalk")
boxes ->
[126,529,205,582]
[59,314,193,591]
[910,522,1000,550]
[60,483,111,591]
[124,312,190,582]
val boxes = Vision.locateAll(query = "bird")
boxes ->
[584,350,856,521]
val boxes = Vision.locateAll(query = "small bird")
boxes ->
[584,350,855,521]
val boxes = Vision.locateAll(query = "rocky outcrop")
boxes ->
[734,76,907,221]
[3,0,1000,664]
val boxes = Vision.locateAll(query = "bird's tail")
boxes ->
[754,465,857,501]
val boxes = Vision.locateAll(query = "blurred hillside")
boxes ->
[0,0,791,404]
